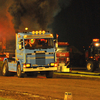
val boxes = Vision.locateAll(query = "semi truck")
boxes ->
[55,34,70,72]
[85,38,100,72]
[2,30,57,78]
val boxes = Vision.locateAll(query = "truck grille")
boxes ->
[36,53,45,65]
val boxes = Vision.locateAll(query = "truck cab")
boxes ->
[85,39,100,72]
[2,30,57,78]
[55,42,70,72]
[54,34,70,72]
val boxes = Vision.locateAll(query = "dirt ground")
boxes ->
[0,74,100,100]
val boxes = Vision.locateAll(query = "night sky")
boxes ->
[52,0,100,52]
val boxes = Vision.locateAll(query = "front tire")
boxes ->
[17,64,23,78]
[86,61,95,72]
[46,71,53,78]
[2,60,9,76]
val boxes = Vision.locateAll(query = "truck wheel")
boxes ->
[2,60,9,76]
[86,61,95,72]
[46,71,53,78]
[17,64,23,78]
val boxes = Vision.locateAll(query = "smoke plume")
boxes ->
[0,0,71,38]
[8,0,71,32]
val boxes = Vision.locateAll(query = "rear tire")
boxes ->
[17,64,23,78]
[46,71,53,78]
[86,61,95,72]
[2,60,9,76]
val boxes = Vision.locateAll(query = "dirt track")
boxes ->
[0,74,100,100]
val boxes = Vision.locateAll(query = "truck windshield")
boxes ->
[24,38,54,49]
[57,46,69,52]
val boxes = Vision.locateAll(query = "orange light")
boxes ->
[23,64,26,68]
[50,34,53,37]
[54,63,58,67]
[18,34,20,38]
[58,42,69,45]
[89,56,93,59]
[56,34,59,38]
[93,39,99,42]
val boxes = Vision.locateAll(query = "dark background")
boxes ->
[52,0,100,52]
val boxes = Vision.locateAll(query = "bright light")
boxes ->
[32,31,35,34]
[42,30,45,34]
[26,64,30,67]
[54,63,58,67]
[39,30,42,34]
[50,34,53,37]
[93,39,99,42]
[50,63,54,66]
[25,27,28,31]
[32,30,46,35]
[36,31,38,34]
[23,64,31,68]
[24,35,27,38]
[94,43,100,46]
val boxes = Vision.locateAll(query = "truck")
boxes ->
[85,38,100,72]
[2,30,57,78]
[55,34,70,72]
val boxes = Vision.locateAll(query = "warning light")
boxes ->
[32,30,45,35]
[32,31,35,34]
[25,27,28,31]
[43,30,45,34]
[39,30,42,34]
[93,39,99,42]
[36,31,38,34]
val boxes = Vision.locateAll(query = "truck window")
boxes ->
[24,38,54,49]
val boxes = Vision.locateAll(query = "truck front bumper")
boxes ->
[23,67,57,72]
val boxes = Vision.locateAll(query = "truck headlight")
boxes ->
[23,64,31,68]
[50,63,55,66]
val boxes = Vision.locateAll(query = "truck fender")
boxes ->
[3,58,8,63]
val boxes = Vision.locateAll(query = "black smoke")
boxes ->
[8,0,71,32]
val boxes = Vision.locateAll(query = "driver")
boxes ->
[25,39,30,47]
